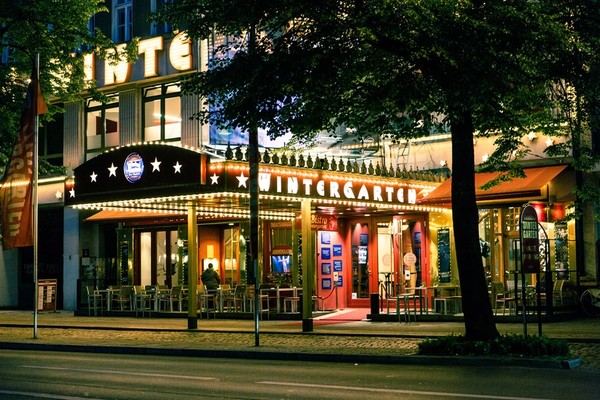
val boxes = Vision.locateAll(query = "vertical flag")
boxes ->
[0,68,47,249]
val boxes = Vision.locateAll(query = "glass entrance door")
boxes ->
[139,229,179,287]
[223,227,246,285]
[351,222,370,299]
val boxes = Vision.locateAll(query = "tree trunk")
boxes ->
[450,111,500,341]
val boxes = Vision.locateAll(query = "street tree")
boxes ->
[0,0,131,171]
[156,0,575,340]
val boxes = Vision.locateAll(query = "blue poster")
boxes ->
[322,247,331,260]
[333,244,342,256]
[321,263,331,275]
[321,232,331,244]
[333,259,342,271]
[336,275,343,287]
[360,233,368,246]
[322,278,332,290]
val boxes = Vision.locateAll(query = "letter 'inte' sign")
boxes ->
[520,205,540,274]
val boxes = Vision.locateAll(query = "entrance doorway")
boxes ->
[223,226,247,286]
[137,228,180,287]
[377,216,426,298]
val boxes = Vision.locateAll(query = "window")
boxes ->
[150,0,174,36]
[143,83,181,143]
[88,15,96,36]
[113,0,132,43]
[39,110,64,168]
[86,96,120,156]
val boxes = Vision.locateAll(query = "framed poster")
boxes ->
[321,247,331,260]
[336,275,343,287]
[333,244,342,257]
[360,233,368,246]
[438,228,451,283]
[321,232,331,244]
[333,259,342,271]
[321,262,331,275]
[322,278,332,290]
[358,246,367,264]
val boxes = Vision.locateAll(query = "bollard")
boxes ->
[370,292,380,315]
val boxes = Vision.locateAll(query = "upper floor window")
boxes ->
[150,0,174,36]
[86,95,120,156]
[88,15,96,36]
[143,83,181,144]
[113,0,133,43]
[39,109,64,168]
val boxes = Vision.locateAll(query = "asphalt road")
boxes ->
[0,350,598,400]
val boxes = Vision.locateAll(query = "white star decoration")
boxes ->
[69,189,75,198]
[55,191,63,200]
[108,163,118,177]
[237,172,249,188]
[210,173,219,184]
[173,161,182,173]
[90,171,97,182]
[151,157,161,172]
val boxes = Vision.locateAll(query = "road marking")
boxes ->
[21,365,217,380]
[0,389,103,400]
[258,381,553,400]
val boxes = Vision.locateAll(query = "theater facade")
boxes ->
[64,141,450,311]
[1,27,590,318]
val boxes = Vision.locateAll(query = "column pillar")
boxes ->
[187,203,198,329]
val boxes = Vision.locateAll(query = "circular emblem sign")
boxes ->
[123,152,144,183]
[403,252,417,266]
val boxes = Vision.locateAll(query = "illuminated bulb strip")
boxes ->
[73,203,294,221]
[105,141,203,154]
[218,161,440,187]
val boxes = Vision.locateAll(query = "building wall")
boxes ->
[0,249,19,307]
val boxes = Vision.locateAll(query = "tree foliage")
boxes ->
[156,1,594,339]
[0,0,127,170]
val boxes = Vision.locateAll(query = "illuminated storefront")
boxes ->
[65,142,450,311]
[5,28,584,317]
[421,164,580,312]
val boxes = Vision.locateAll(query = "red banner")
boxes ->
[0,73,47,249]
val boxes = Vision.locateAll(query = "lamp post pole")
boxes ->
[247,22,261,347]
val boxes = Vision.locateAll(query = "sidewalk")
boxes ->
[1,309,598,369]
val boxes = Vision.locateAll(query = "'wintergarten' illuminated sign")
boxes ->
[83,31,193,87]
[208,163,423,206]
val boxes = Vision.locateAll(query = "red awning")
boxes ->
[419,165,569,205]
[85,209,185,222]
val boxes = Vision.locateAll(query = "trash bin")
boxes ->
[370,292,379,315]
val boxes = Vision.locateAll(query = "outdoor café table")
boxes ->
[404,286,430,314]
[431,285,461,315]
[395,292,419,322]
[95,287,121,311]
[260,287,299,313]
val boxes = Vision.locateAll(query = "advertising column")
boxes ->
[520,204,541,336]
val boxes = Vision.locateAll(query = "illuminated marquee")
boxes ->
[84,31,193,86]
[209,164,424,206]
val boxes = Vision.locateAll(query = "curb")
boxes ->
[0,341,581,369]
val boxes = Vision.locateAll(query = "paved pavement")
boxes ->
[0,309,599,369]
